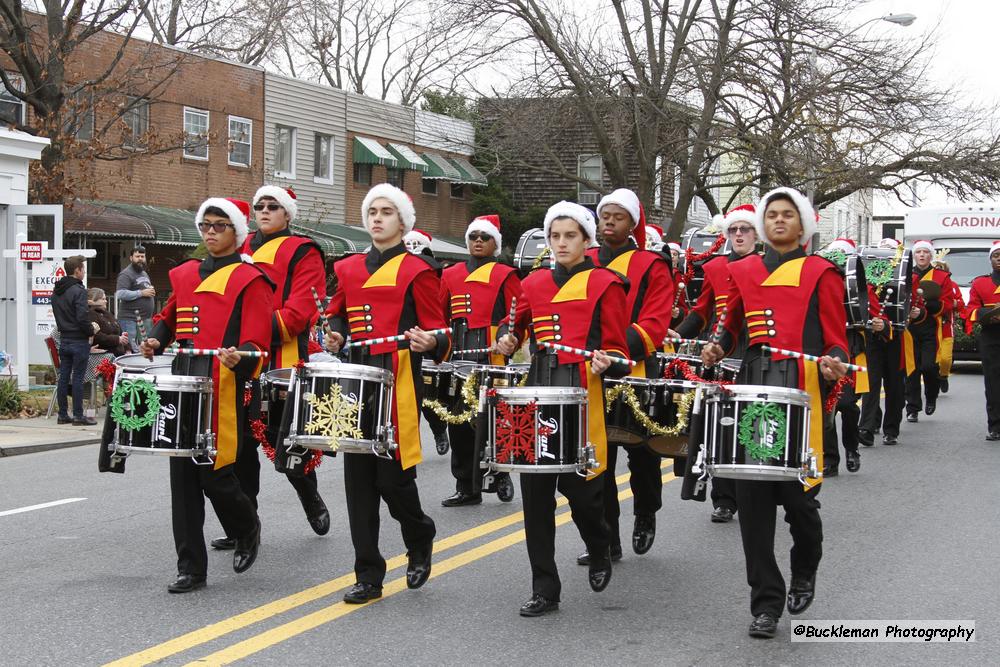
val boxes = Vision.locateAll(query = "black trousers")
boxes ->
[423,406,448,438]
[905,328,940,413]
[735,479,822,618]
[520,472,609,601]
[343,452,436,586]
[602,442,662,544]
[980,330,1000,433]
[448,422,476,493]
[823,385,860,468]
[859,335,905,438]
[234,443,320,511]
[169,459,257,577]
[711,477,737,512]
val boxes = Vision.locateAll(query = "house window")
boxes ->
[0,73,25,125]
[228,116,252,167]
[353,163,372,185]
[123,96,150,149]
[62,90,94,141]
[386,167,405,189]
[577,155,602,205]
[422,178,438,195]
[183,107,209,160]
[450,182,465,199]
[274,124,296,178]
[314,133,333,183]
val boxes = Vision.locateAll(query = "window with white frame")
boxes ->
[313,133,333,183]
[183,107,209,160]
[275,125,296,178]
[0,73,26,126]
[228,116,252,167]
[577,155,602,205]
[122,96,150,149]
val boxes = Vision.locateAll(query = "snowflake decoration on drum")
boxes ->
[304,385,363,451]
[737,401,788,461]
[495,400,549,464]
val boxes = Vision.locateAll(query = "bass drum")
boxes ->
[513,227,550,275]
[859,246,912,330]
[679,227,730,306]
[844,254,870,329]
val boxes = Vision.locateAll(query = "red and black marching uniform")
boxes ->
[149,253,272,580]
[237,230,328,521]
[859,283,906,442]
[965,271,1000,435]
[503,257,629,602]
[905,265,956,416]
[325,243,448,588]
[715,246,849,621]
[587,240,672,554]
[439,256,522,494]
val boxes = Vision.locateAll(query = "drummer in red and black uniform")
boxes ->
[571,189,672,566]
[141,198,270,593]
[439,214,523,507]
[496,201,629,617]
[964,240,1000,440]
[671,204,758,523]
[322,183,446,604]
[905,240,957,422]
[702,187,849,639]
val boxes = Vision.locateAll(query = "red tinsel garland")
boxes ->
[663,358,733,386]
[682,233,726,286]
[96,358,116,396]
[243,386,253,407]
[251,417,323,474]
[824,376,855,413]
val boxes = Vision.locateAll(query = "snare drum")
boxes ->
[452,364,530,415]
[702,384,817,481]
[261,367,293,434]
[844,254,870,329]
[715,358,741,384]
[644,379,707,458]
[485,387,594,474]
[656,353,709,381]
[284,362,395,455]
[110,368,215,459]
[859,246,912,330]
[114,352,175,374]
[604,376,670,445]
[421,360,454,403]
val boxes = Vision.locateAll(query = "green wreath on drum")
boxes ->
[737,401,788,461]
[864,258,893,288]
[110,378,161,432]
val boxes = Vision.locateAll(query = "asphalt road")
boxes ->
[1,364,996,666]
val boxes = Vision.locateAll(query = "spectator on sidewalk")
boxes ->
[115,245,155,352]
[88,288,128,357]
[53,255,96,425]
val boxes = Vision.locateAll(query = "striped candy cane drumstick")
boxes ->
[172,347,269,358]
[664,337,711,347]
[762,345,867,373]
[454,347,493,356]
[135,316,148,341]
[344,327,453,349]
[310,286,334,335]
[539,340,637,367]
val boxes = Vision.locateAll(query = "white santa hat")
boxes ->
[362,183,416,233]
[724,203,757,229]
[252,185,298,222]
[667,242,682,254]
[826,238,857,255]
[543,201,597,246]
[991,240,1000,256]
[404,229,432,253]
[878,237,902,249]
[465,214,503,256]
[196,197,250,247]
[755,187,817,248]
[644,224,663,249]
[911,239,934,254]
[597,188,648,249]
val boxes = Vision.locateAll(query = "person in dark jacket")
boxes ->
[87,288,127,356]
[53,255,96,425]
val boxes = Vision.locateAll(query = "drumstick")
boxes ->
[455,347,493,356]
[664,337,710,347]
[672,281,686,311]
[135,316,147,340]
[344,327,452,349]
[310,287,332,334]
[503,296,517,364]
[172,347,269,358]
[539,340,637,367]
[762,345,867,373]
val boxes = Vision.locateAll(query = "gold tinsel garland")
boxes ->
[605,383,695,437]
[422,368,529,424]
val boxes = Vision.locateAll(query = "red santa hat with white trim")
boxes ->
[543,201,597,246]
[195,197,250,247]
[644,224,664,249]
[404,228,433,253]
[878,237,902,249]
[362,183,416,233]
[911,239,935,253]
[465,214,503,256]
[826,238,857,255]
[724,203,757,228]
[252,185,298,221]
[597,188,646,250]
[755,187,818,248]
[667,242,682,254]
[991,240,1000,256]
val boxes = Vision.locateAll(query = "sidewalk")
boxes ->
[0,410,104,457]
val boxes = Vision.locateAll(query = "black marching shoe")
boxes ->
[210,536,236,551]
[343,582,383,604]
[748,613,778,638]
[588,550,613,592]
[787,574,816,615]
[406,544,432,589]
[925,400,936,416]
[822,465,839,478]
[632,515,656,555]
[940,378,949,393]
[495,473,515,502]
[57,416,73,424]
[883,434,898,446]
[298,488,330,536]
[711,507,734,523]
[576,543,622,566]
[519,594,559,617]
[441,491,482,507]
[845,450,861,473]
[167,574,206,594]
[906,412,918,423]
[986,431,1000,442]
[434,431,450,455]
[233,519,261,574]
[858,430,875,447]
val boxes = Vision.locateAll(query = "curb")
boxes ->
[0,438,101,458]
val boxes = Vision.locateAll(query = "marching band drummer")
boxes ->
[963,240,1000,441]
[207,185,331,553]
[439,214,523,507]
[140,198,270,593]
[702,187,849,639]
[322,183,446,604]
[575,189,673,566]
[495,201,630,617]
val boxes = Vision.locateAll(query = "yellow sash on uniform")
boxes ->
[803,360,823,490]
[585,361,607,478]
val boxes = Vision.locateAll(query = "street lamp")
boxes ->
[882,13,917,27]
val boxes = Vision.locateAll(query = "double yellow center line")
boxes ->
[107,464,676,666]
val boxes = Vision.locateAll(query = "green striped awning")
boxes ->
[386,143,429,172]
[100,202,203,246]
[421,152,462,180]
[448,157,488,186]
[353,136,398,166]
